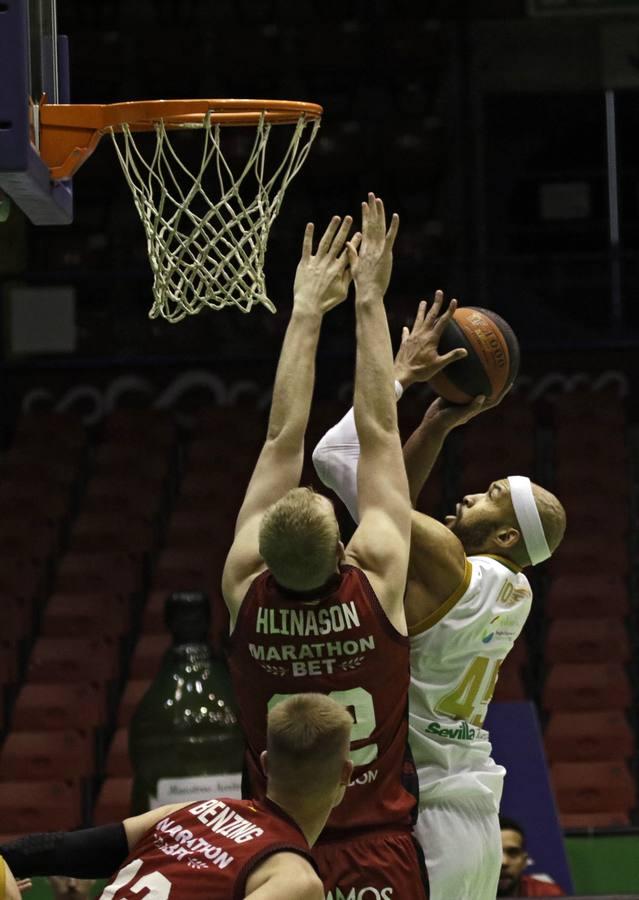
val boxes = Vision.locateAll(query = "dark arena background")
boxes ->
[1,0,639,896]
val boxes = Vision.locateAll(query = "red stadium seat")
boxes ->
[2,594,37,642]
[93,777,133,825]
[493,658,527,702]
[140,589,169,634]
[550,760,635,814]
[165,509,235,549]
[116,680,152,726]
[68,513,156,557]
[0,518,59,565]
[12,683,107,731]
[545,575,630,619]
[542,663,632,712]
[55,551,143,597]
[104,728,133,777]
[40,592,132,638]
[128,635,170,680]
[559,811,631,828]
[555,424,627,463]
[26,636,121,685]
[83,477,165,518]
[0,780,83,831]
[549,388,626,427]
[544,711,635,763]
[102,409,176,449]
[0,730,94,781]
[544,618,630,665]
[547,539,629,577]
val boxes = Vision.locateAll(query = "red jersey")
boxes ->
[227,565,417,839]
[103,797,314,900]
[517,874,566,896]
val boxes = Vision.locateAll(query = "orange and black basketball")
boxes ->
[429,306,520,404]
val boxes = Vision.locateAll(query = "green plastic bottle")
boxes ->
[129,591,244,813]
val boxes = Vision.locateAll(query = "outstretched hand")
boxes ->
[293,215,357,316]
[394,290,468,388]
[422,382,511,434]
[346,193,399,296]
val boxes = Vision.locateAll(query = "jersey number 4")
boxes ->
[268,688,378,766]
[436,656,502,727]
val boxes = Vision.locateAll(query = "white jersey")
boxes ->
[409,554,532,810]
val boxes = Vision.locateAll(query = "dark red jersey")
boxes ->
[227,564,417,840]
[103,797,314,900]
[517,874,566,896]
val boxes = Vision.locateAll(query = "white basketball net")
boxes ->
[109,112,321,323]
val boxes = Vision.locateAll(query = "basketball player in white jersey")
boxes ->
[312,292,566,900]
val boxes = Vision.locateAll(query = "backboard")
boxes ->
[0,0,72,223]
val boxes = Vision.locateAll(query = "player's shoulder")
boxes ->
[469,554,532,594]
[246,850,322,899]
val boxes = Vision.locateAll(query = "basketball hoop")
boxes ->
[39,99,323,322]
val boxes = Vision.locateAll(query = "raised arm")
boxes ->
[312,292,466,518]
[340,195,408,630]
[222,215,353,619]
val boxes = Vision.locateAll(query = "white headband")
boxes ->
[507,476,551,566]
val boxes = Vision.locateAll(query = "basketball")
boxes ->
[429,306,520,404]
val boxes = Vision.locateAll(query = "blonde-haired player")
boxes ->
[223,197,452,897]
[313,292,566,900]
[0,694,354,900]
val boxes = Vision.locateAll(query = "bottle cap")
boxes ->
[165,591,211,644]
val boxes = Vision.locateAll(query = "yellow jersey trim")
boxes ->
[481,553,522,574]
[408,559,473,636]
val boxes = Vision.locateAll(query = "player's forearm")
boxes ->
[265,308,322,447]
[353,288,399,445]
[403,416,448,506]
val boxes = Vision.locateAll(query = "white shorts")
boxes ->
[414,797,502,900]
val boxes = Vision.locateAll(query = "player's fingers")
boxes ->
[415,300,427,328]
[441,348,467,365]
[434,297,458,335]
[330,215,353,257]
[385,211,399,248]
[401,325,410,344]
[317,216,342,256]
[301,222,314,258]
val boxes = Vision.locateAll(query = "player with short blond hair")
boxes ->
[0,694,354,900]
[313,292,566,900]
[223,197,462,897]
[258,487,341,592]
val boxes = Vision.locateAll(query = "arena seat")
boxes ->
[542,663,632,712]
[545,575,630,619]
[544,618,630,665]
[26,636,121,685]
[116,679,152,726]
[0,517,59,565]
[12,411,86,453]
[83,476,166,518]
[493,658,527,702]
[102,409,177,449]
[40,592,132,639]
[11,683,107,731]
[0,780,83,831]
[544,710,635,763]
[69,512,156,557]
[0,730,94,781]
[128,635,171,680]
[550,760,635,815]
[104,728,133,778]
[560,811,631,828]
[55,551,143,597]
[93,777,133,825]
